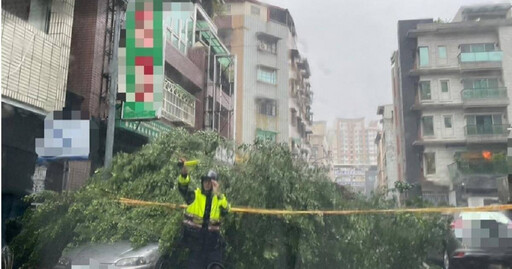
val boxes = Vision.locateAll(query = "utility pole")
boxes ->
[104,0,127,168]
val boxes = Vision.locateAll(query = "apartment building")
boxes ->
[394,3,512,206]
[334,118,378,166]
[116,1,235,141]
[216,0,313,157]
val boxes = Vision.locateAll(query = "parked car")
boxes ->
[53,241,226,269]
[432,211,512,269]
[53,241,172,269]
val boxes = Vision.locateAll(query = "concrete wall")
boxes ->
[499,25,512,122]
[382,105,399,198]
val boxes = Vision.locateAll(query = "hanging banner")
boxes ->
[118,0,164,119]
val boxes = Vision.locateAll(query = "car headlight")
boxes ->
[58,257,71,266]
[115,257,148,267]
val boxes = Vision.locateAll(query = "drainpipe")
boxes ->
[213,54,218,132]
[233,55,238,143]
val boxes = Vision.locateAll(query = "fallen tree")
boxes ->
[10,129,449,268]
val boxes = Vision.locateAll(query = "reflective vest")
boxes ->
[184,188,229,231]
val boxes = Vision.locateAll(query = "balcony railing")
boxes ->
[465,124,508,136]
[162,79,196,128]
[461,87,507,100]
[459,51,503,62]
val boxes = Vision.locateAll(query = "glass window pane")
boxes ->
[438,46,447,59]
[422,116,434,136]
[420,81,431,100]
[425,152,436,175]
[485,43,495,52]
[467,115,476,125]
[419,47,429,66]
[474,79,485,89]
[488,78,499,88]
[460,44,470,53]
[493,115,502,124]
[441,80,449,92]
[444,116,452,128]
[171,35,179,48]
[472,44,485,52]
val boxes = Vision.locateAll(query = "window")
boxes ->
[422,116,434,136]
[440,80,449,93]
[463,78,499,89]
[251,6,260,15]
[28,0,52,33]
[438,46,447,59]
[258,39,277,54]
[256,129,277,142]
[419,81,431,100]
[424,152,436,175]
[167,17,193,55]
[419,47,429,66]
[290,109,297,126]
[444,116,452,128]
[258,99,277,116]
[466,114,503,134]
[257,66,277,84]
[460,43,496,53]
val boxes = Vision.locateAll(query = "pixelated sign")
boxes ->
[35,111,90,160]
[118,0,164,119]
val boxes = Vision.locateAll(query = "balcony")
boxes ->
[161,79,196,128]
[465,124,508,143]
[460,51,503,62]
[461,87,509,108]
[449,152,506,190]
[459,51,503,71]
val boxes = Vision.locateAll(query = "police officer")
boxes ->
[177,159,229,269]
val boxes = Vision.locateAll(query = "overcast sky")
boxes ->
[262,0,510,126]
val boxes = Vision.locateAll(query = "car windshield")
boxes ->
[2,0,512,269]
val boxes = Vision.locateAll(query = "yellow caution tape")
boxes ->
[119,198,512,216]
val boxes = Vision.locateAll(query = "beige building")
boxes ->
[217,0,313,159]
[310,121,333,178]
[333,118,379,166]
[394,3,512,205]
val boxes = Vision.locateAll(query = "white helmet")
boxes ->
[207,170,218,180]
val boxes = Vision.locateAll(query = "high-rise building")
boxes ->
[394,3,512,206]
[334,118,378,166]
[216,0,313,158]
[331,118,379,194]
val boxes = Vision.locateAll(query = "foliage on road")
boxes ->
[10,129,449,268]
